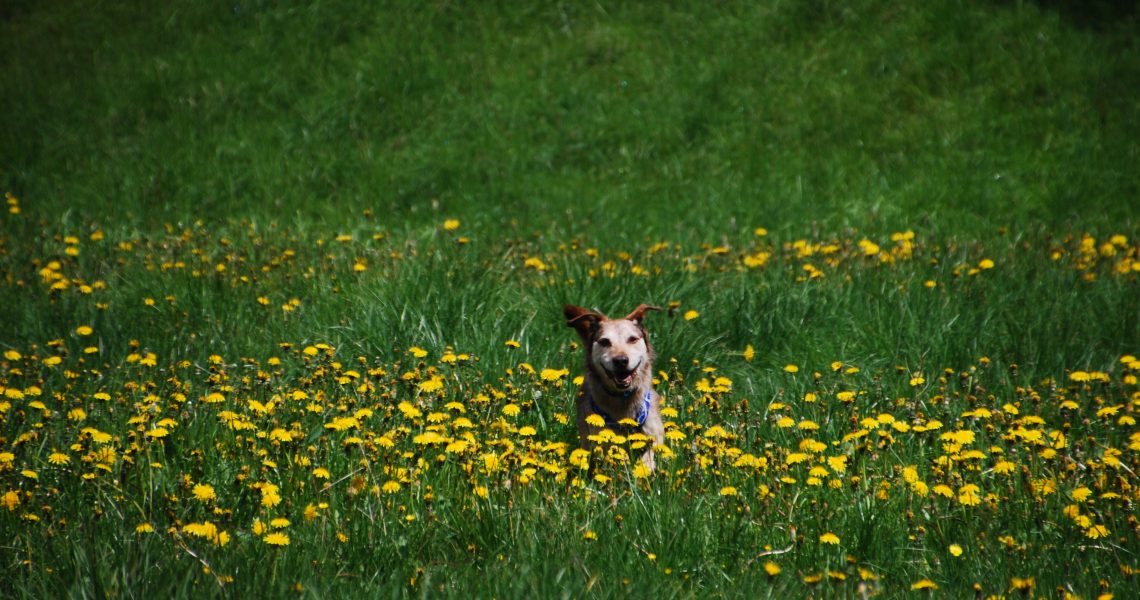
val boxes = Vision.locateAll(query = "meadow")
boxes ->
[2,1,1139,598]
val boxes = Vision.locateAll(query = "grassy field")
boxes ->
[2,0,1139,597]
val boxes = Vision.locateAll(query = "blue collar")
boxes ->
[589,390,652,432]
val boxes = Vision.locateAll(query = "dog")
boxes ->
[564,304,666,470]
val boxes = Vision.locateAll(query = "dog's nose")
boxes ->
[612,356,629,370]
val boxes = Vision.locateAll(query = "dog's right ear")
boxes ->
[564,304,604,342]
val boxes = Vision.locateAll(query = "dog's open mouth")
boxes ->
[606,366,637,390]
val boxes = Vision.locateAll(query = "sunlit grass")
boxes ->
[2,0,1138,596]
[1,193,1138,596]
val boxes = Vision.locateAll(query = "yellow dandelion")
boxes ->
[135,523,154,534]
[75,325,93,336]
[442,219,460,231]
[719,486,738,497]
[784,364,799,373]
[743,344,755,362]
[763,561,781,576]
[683,310,699,321]
[264,532,290,546]
[192,483,216,502]
[582,530,598,541]
[949,544,963,557]
[270,517,291,529]
[910,579,939,591]
[48,452,70,466]
[819,532,840,545]
[540,368,569,382]
[1086,524,1109,539]
[2,490,20,511]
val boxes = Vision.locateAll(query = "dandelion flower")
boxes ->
[763,561,781,576]
[683,310,699,321]
[911,579,939,591]
[1086,524,1110,539]
[719,486,738,497]
[264,532,290,546]
[949,544,963,557]
[48,452,70,466]
[442,219,460,231]
[75,325,93,336]
[2,490,20,511]
[784,364,799,374]
[819,532,840,545]
[135,523,154,534]
[192,484,216,502]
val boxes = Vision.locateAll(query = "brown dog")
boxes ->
[564,304,666,470]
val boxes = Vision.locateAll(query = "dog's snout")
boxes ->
[612,355,629,370]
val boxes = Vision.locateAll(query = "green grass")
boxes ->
[2,0,1139,597]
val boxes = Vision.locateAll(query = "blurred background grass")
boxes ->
[2,0,1138,380]
[3,0,1137,238]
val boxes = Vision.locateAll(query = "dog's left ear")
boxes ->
[564,304,604,342]
[623,304,661,325]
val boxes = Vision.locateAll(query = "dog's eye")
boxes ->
[596,338,611,348]
[627,336,640,345]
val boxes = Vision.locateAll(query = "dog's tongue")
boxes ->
[613,371,634,388]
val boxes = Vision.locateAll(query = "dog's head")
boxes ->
[564,304,660,393]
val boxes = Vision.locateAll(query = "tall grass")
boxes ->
[1,0,1138,597]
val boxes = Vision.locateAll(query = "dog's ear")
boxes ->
[564,304,604,342]
[623,304,661,326]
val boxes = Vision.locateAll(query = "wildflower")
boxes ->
[2,490,19,511]
[763,562,781,576]
[192,484,216,502]
[264,532,290,546]
[48,452,70,466]
[783,364,799,373]
[1071,487,1093,503]
[1086,524,1110,539]
[819,532,840,545]
[418,376,445,394]
[270,518,290,529]
[75,325,93,336]
[719,486,738,497]
[949,544,963,557]
[683,310,699,321]
[582,530,598,541]
[135,523,154,533]
[504,340,520,348]
[911,579,939,591]
[540,368,569,382]
[442,219,460,231]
